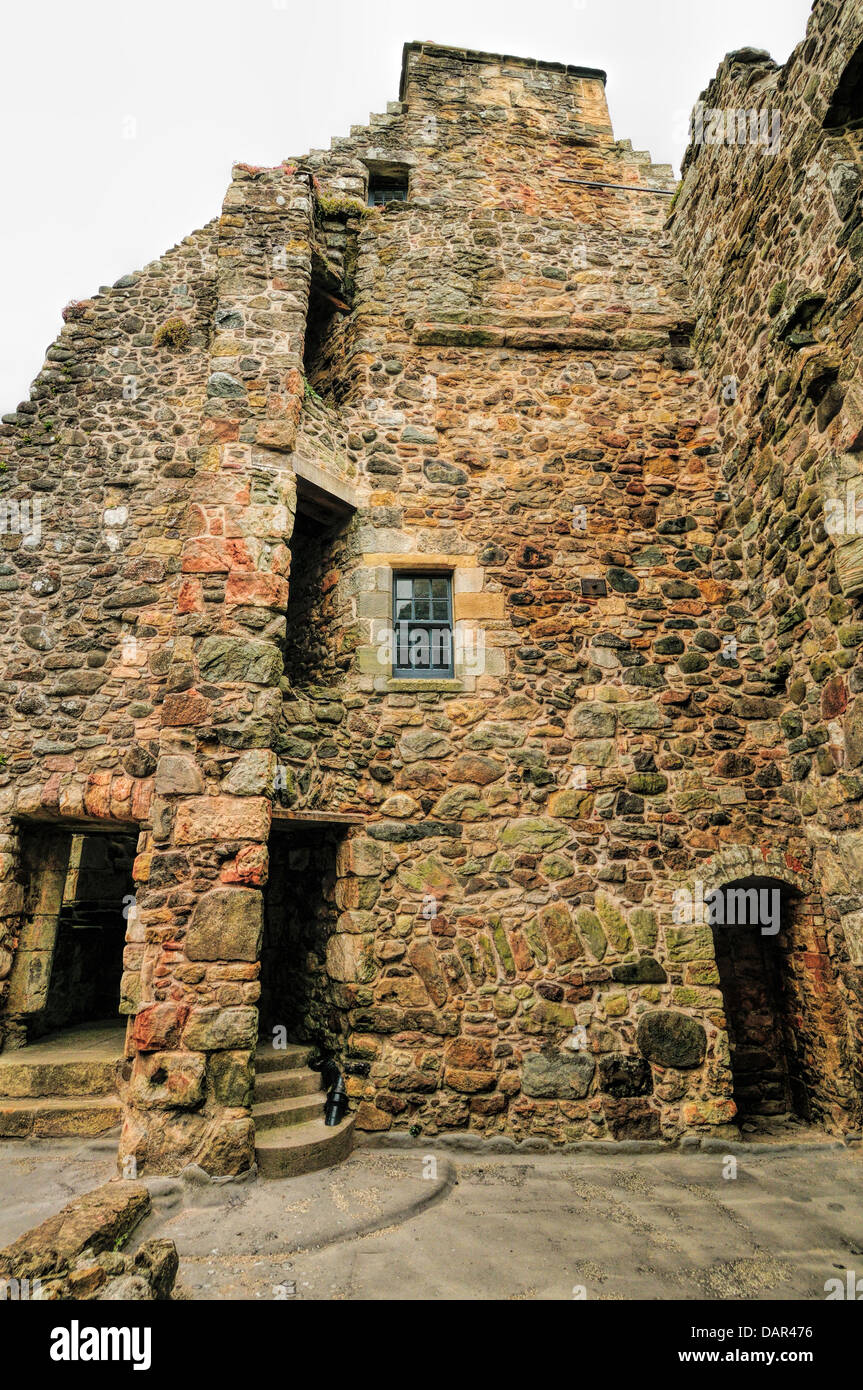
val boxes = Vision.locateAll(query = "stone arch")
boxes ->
[667,844,856,1133]
[674,842,810,903]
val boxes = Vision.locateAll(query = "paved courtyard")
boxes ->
[1,1135,862,1301]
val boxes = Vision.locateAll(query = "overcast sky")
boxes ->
[0,0,812,409]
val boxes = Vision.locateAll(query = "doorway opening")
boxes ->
[710,877,797,1123]
[44,831,134,1034]
[283,478,353,688]
[7,823,135,1048]
[259,822,347,1056]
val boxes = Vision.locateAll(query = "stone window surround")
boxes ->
[354,552,506,693]
[361,155,415,207]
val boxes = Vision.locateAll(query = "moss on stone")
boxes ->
[766,281,787,316]
[595,895,631,953]
[152,316,190,349]
[316,193,370,219]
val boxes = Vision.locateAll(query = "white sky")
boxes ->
[0,0,812,409]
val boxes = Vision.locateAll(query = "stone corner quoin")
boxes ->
[0,0,862,1176]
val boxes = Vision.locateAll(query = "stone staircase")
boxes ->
[253,1041,354,1179]
[0,1025,123,1139]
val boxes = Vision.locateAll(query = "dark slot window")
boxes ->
[367,174,409,207]
[392,573,453,678]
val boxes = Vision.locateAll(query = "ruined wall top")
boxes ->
[400,40,608,88]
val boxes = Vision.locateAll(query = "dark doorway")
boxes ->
[38,830,135,1039]
[259,824,346,1055]
[283,510,334,687]
[710,876,798,1122]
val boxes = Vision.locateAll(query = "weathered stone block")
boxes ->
[174,797,270,845]
[636,1011,707,1069]
[221,750,276,796]
[209,1050,254,1107]
[130,1051,206,1111]
[336,836,383,877]
[666,923,715,962]
[598,1054,653,1097]
[611,956,667,984]
[408,941,449,1006]
[0,1182,151,1282]
[538,901,583,964]
[154,756,204,796]
[499,818,569,852]
[131,1003,189,1053]
[198,636,283,686]
[184,888,263,962]
[522,1050,595,1098]
[182,1006,258,1051]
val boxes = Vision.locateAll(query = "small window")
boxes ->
[392,573,453,678]
[367,174,409,207]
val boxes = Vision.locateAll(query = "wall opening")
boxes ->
[303,285,340,394]
[711,877,796,1123]
[41,830,134,1038]
[824,40,863,128]
[710,874,855,1132]
[8,824,135,1046]
[259,824,347,1058]
[364,162,410,206]
[283,479,352,687]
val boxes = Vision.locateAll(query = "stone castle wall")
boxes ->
[670,0,863,1129]
[0,228,217,1042]
[0,14,860,1173]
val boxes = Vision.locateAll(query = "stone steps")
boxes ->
[253,1041,354,1178]
[253,1066,322,1103]
[255,1042,314,1074]
[255,1114,355,1179]
[252,1093,326,1132]
[0,1057,121,1099]
[0,1095,121,1138]
[0,1027,125,1139]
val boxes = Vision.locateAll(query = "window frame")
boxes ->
[367,175,409,207]
[391,571,454,680]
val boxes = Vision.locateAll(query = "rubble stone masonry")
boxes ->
[0,0,861,1173]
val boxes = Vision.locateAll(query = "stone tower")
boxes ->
[0,2,861,1176]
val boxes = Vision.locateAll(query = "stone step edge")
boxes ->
[0,1062,122,1099]
[254,1118,355,1179]
[252,1094,326,1129]
[0,1097,122,1139]
[254,1044,316,1073]
[0,1096,122,1112]
[254,1114,355,1153]
[253,1067,323,1099]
